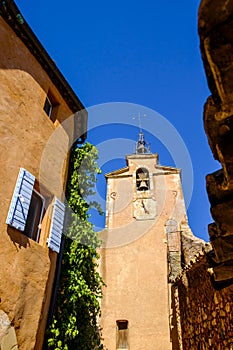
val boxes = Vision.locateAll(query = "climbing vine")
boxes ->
[47,142,104,350]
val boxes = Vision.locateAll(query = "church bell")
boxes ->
[138,180,149,191]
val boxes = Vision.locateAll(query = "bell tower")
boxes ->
[99,131,191,350]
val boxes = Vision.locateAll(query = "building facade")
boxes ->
[99,134,199,349]
[0,1,86,349]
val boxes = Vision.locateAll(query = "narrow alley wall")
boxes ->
[172,254,233,350]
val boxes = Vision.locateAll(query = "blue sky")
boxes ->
[15,0,219,241]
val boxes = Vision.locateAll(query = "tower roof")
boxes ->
[136,130,151,154]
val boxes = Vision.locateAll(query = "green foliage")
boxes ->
[47,142,104,350]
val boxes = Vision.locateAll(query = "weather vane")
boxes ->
[133,112,146,132]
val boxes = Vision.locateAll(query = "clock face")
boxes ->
[133,198,156,220]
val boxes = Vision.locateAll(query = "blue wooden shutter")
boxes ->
[6,168,35,231]
[47,197,65,253]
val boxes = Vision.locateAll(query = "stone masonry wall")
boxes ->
[198,0,233,282]
[173,257,233,350]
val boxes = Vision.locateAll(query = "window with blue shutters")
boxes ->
[47,198,65,253]
[6,168,65,253]
[6,168,35,232]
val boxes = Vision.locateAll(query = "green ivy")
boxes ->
[47,142,104,350]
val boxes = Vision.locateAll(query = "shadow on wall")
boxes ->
[7,227,30,250]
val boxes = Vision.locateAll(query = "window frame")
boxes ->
[43,95,53,118]
[43,90,59,122]
[24,188,45,242]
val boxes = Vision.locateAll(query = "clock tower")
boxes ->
[99,131,192,350]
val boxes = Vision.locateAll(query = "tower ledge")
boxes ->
[126,153,159,163]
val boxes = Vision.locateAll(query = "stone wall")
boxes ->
[172,253,233,350]
[198,0,233,282]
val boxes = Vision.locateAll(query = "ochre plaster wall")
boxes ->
[0,18,75,349]
[100,155,191,350]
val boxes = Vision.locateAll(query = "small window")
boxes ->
[136,167,150,191]
[43,96,53,118]
[24,189,44,242]
[43,90,59,122]
[116,320,128,350]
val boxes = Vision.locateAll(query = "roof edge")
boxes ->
[105,167,129,177]
[0,1,87,141]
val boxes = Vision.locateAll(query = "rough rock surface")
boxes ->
[174,258,233,350]
[181,231,205,264]
[198,0,233,281]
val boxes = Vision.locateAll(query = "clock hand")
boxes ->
[142,200,149,214]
